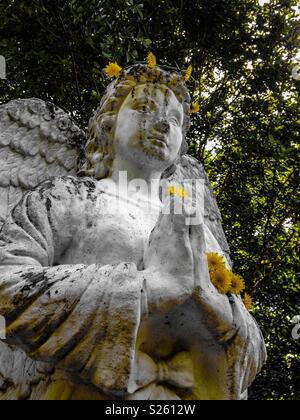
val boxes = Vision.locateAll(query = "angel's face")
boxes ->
[114,83,184,172]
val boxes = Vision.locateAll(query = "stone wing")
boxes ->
[0,98,86,228]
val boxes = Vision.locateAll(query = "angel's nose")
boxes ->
[153,119,170,134]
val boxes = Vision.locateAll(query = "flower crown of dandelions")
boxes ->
[103,52,200,114]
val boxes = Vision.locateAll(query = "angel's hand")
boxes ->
[143,196,195,313]
[189,222,236,337]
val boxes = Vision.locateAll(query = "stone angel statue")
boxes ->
[0,64,266,400]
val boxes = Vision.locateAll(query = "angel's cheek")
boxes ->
[169,126,183,158]
[114,115,148,157]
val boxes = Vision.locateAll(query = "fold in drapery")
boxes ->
[0,262,145,396]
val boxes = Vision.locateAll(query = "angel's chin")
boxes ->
[138,143,171,163]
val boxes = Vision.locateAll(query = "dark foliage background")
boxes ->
[0,0,299,400]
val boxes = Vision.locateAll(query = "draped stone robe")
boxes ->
[0,176,266,400]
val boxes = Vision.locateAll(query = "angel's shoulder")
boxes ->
[33,176,99,203]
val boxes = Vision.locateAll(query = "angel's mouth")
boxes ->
[137,140,169,161]
[148,138,169,148]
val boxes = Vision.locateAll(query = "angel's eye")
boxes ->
[135,104,151,113]
[133,100,158,114]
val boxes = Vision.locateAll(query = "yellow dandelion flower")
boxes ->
[229,273,245,295]
[147,52,157,69]
[168,185,176,196]
[243,293,253,311]
[104,62,122,78]
[184,65,193,81]
[168,185,188,199]
[210,268,232,295]
[190,102,200,114]
[207,252,226,272]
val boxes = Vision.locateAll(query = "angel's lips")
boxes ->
[148,136,169,147]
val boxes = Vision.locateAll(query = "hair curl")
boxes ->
[81,64,191,179]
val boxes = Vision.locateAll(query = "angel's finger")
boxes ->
[190,223,211,289]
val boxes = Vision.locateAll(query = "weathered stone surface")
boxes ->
[0,65,266,400]
[0,98,85,222]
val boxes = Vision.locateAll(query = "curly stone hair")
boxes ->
[81,64,191,179]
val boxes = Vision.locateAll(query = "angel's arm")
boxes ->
[190,222,267,397]
[0,177,148,395]
[0,176,196,395]
[143,206,266,398]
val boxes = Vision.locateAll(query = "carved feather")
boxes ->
[0,99,86,226]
